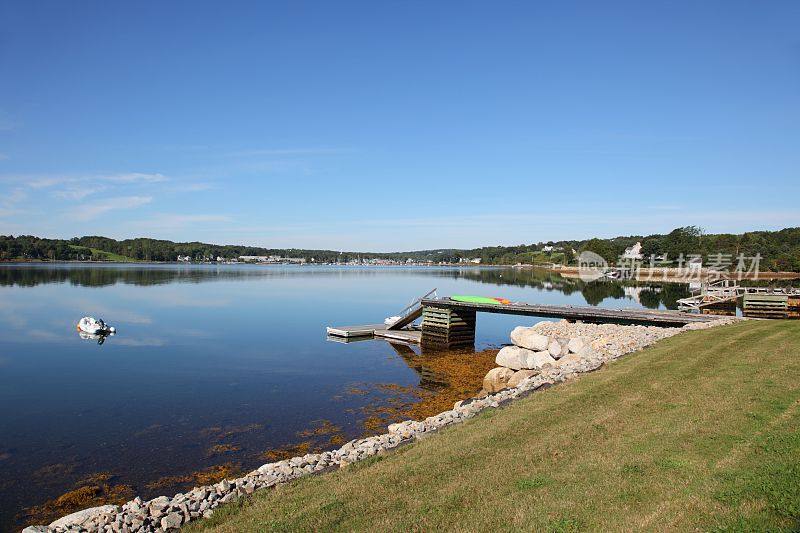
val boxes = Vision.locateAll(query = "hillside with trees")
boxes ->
[1,226,799,271]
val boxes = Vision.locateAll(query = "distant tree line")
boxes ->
[1,226,799,271]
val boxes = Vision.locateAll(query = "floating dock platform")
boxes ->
[325,324,388,338]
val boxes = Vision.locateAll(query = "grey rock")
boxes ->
[160,512,183,530]
[548,339,562,357]
[507,369,538,388]
[495,345,533,370]
[524,350,557,369]
[510,326,549,351]
[567,336,586,354]
[50,505,119,528]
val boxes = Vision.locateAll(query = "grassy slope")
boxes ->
[189,321,800,532]
[68,245,138,262]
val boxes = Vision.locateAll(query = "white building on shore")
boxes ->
[622,242,644,260]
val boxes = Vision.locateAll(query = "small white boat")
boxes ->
[77,316,116,335]
[384,315,402,326]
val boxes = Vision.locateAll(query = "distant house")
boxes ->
[542,245,554,253]
[687,256,703,273]
[177,255,191,262]
[622,242,644,260]
[239,255,306,264]
[469,258,481,264]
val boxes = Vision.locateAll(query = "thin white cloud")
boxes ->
[19,172,169,190]
[70,195,152,221]
[53,187,102,201]
[4,188,26,204]
[29,177,67,189]
[169,182,215,192]
[153,214,232,224]
[227,148,354,157]
[0,187,27,218]
[106,172,168,183]
[0,153,8,161]
[0,207,25,218]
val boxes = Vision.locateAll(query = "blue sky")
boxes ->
[0,1,798,251]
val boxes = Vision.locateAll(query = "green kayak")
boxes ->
[451,295,505,305]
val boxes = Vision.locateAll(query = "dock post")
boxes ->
[421,305,476,349]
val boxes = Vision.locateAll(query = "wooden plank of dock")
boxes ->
[374,329,422,344]
[420,297,719,327]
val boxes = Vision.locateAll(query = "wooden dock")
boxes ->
[419,297,719,327]
[327,295,723,349]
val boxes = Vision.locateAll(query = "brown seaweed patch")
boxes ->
[362,415,390,433]
[145,463,241,491]
[261,441,317,462]
[199,423,264,441]
[296,419,343,439]
[355,347,499,433]
[33,462,76,481]
[19,472,133,527]
[206,444,241,457]
[328,434,346,446]
[375,383,418,394]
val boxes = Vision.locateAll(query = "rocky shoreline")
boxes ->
[24,317,737,533]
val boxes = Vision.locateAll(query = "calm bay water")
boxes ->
[0,264,688,528]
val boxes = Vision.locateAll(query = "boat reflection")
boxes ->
[77,330,115,345]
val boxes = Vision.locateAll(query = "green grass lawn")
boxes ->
[188,320,800,532]
[68,245,138,262]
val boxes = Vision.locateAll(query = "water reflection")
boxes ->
[0,264,690,310]
[455,267,690,309]
[77,330,115,345]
